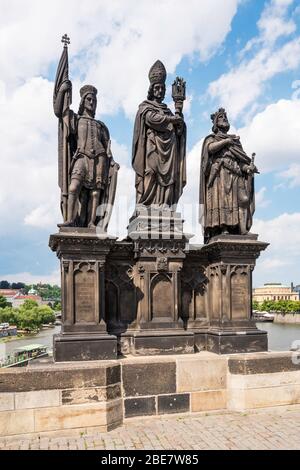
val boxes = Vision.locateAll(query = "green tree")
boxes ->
[0,281,10,289]
[11,282,25,290]
[22,299,39,310]
[35,305,55,324]
[0,295,12,309]
[17,309,41,331]
[0,307,18,325]
[53,301,61,311]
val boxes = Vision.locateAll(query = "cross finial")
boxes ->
[61,34,70,48]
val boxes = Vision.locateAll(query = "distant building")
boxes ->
[0,289,20,304]
[12,294,42,308]
[253,283,299,303]
[292,284,300,300]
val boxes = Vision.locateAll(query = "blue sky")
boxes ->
[0,0,299,288]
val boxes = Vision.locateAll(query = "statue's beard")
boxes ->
[218,122,230,133]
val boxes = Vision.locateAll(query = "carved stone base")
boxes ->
[200,234,269,355]
[128,206,190,240]
[206,329,268,355]
[49,229,269,360]
[53,333,118,361]
[49,229,118,362]
[131,330,195,356]
[193,331,208,352]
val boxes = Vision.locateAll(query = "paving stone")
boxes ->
[0,408,300,450]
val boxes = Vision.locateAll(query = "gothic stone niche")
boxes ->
[209,266,220,320]
[105,263,137,329]
[74,262,97,324]
[181,266,207,321]
[150,273,173,321]
[230,266,249,320]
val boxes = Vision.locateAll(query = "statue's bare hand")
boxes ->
[111,161,120,170]
[60,80,72,92]
[171,115,184,125]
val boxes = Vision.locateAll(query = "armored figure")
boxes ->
[53,36,119,230]
[199,108,258,243]
[132,60,187,209]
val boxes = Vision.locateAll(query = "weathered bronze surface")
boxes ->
[200,108,258,243]
[53,35,119,231]
[132,60,186,209]
[49,47,269,360]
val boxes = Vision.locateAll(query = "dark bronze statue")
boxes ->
[199,108,258,243]
[53,35,119,230]
[132,60,187,209]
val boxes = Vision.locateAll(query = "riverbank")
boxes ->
[273,313,300,324]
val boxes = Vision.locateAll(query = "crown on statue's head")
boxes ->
[80,85,98,98]
[148,60,167,85]
[211,107,226,122]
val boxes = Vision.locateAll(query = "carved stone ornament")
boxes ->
[157,257,168,272]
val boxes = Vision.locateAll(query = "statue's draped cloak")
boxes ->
[55,108,118,229]
[199,132,255,236]
[132,100,186,206]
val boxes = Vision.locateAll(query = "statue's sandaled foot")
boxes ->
[57,220,76,228]
[88,222,97,229]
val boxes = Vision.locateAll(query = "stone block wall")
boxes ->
[227,352,300,410]
[122,355,228,418]
[1,351,300,437]
[0,362,123,436]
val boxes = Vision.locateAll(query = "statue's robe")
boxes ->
[199,132,255,239]
[132,100,186,207]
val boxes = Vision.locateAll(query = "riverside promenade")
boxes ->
[1,407,299,450]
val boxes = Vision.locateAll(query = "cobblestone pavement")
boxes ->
[1,408,300,450]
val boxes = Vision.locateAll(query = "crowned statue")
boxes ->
[132,60,187,209]
[199,108,258,243]
[53,35,119,231]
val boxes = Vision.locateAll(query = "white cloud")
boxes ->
[253,212,300,286]
[0,77,136,235]
[242,0,296,53]
[1,270,61,286]
[0,0,241,239]
[256,187,271,208]
[208,0,300,120]
[0,77,60,234]
[279,164,300,187]
[0,0,239,117]
[238,98,300,172]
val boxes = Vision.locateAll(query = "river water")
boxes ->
[256,322,300,351]
[0,326,61,358]
[1,323,300,358]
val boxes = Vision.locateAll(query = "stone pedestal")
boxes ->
[49,226,269,359]
[124,208,194,355]
[128,206,185,240]
[49,228,118,361]
[201,234,269,354]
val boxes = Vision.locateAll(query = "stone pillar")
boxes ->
[126,208,194,355]
[201,234,269,354]
[49,228,118,361]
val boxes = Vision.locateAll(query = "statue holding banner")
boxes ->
[53,35,119,230]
